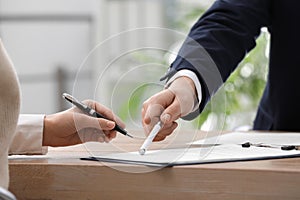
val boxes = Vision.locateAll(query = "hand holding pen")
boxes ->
[62,93,133,139]
[42,97,126,147]
[141,77,196,142]
[139,77,197,155]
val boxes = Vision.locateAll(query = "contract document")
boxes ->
[83,132,300,167]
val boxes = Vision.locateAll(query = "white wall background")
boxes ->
[0,0,99,113]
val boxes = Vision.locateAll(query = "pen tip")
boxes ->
[127,134,134,138]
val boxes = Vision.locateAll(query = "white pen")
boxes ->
[139,121,162,155]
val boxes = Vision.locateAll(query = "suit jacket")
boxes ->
[163,0,300,131]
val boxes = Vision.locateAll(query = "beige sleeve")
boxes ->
[9,114,48,155]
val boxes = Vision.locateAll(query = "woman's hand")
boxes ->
[42,100,125,147]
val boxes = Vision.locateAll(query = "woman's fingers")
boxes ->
[83,100,126,129]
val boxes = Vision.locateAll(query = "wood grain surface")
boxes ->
[8,130,300,200]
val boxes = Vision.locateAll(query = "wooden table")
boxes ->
[8,131,300,200]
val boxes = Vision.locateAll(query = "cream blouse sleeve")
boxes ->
[9,114,48,155]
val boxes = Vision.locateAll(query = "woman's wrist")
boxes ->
[42,114,55,146]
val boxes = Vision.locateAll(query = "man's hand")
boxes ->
[142,76,197,141]
[42,100,125,147]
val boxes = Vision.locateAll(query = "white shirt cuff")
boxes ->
[165,69,202,112]
[9,114,48,155]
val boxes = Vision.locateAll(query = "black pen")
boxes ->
[62,93,133,138]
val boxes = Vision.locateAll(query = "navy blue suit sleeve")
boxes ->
[163,0,272,120]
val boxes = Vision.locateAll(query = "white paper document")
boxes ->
[86,132,300,167]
